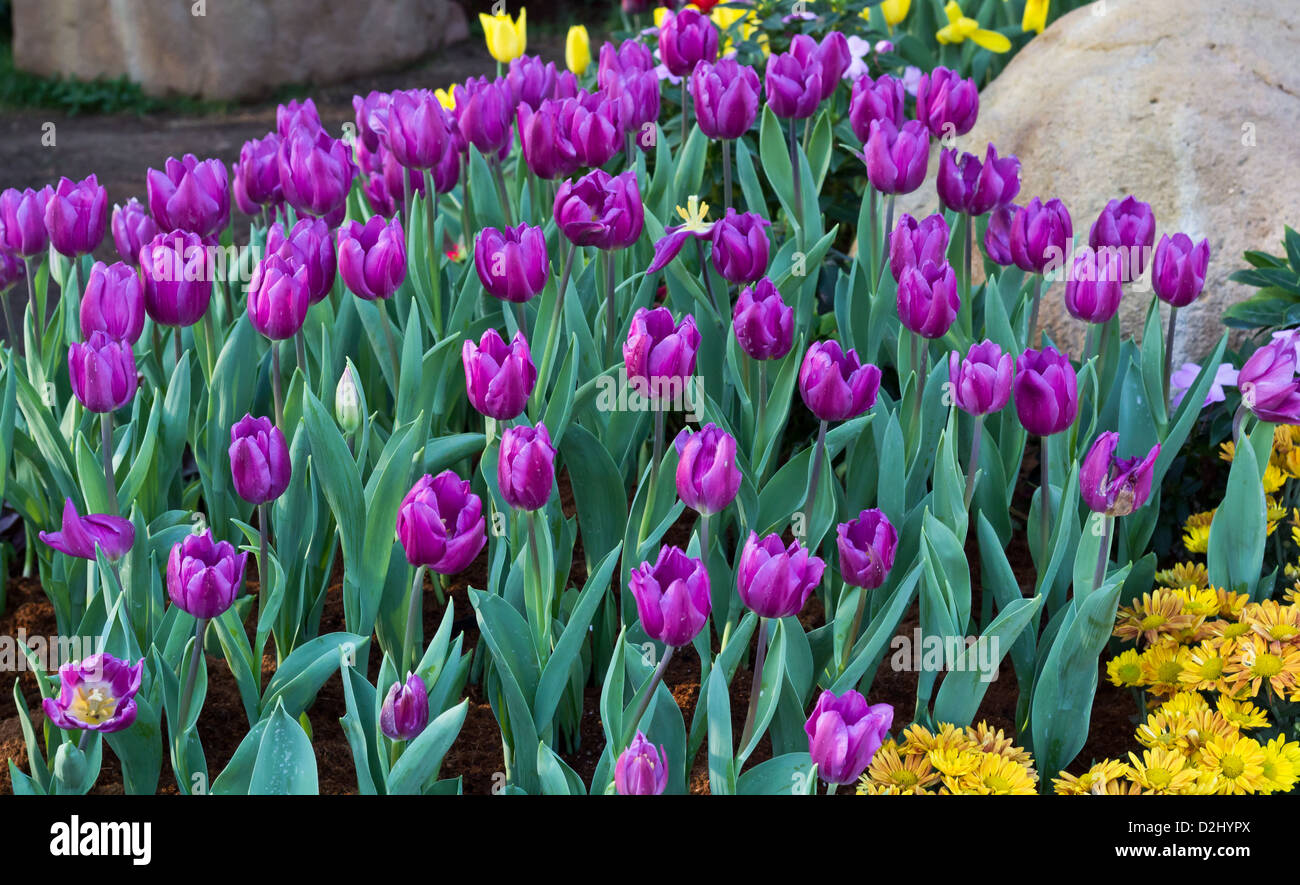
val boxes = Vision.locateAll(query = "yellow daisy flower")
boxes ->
[1157,691,1211,716]
[863,740,940,793]
[1219,441,1236,462]
[1215,696,1270,730]
[1154,561,1208,590]
[929,746,981,778]
[1127,748,1200,794]
[947,754,1038,795]
[1244,599,1300,643]
[1179,640,1230,693]
[1197,733,1268,795]
[1141,643,1195,697]
[1182,511,1215,554]
[1223,634,1300,700]
[1258,736,1299,794]
[966,722,1033,767]
[1114,591,1201,645]
[1263,462,1288,494]
[1135,711,1191,753]
[1107,648,1145,688]
[1053,759,1130,795]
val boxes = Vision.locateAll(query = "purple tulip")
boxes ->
[764,45,823,120]
[0,248,24,291]
[43,654,143,734]
[278,128,356,221]
[228,414,291,506]
[948,340,1014,415]
[517,100,580,180]
[598,38,655,84]
[864,119,929,196]
[983,204,1016,266]
[1079,432,1160,517]
[889,212,950,283]
[1239,333,1300,424]
[658,7,718,77]
[804,689,892,785]
[915,66,978,138]
[337,215,407,301]
[554,169,644,249]
[38,497,134,561]
[396,471,487,574]
[615,731,669,795]
[1171,361,1238,410]
[473,224,549,304]
[462,328,537,421]
[563,91,621,169]
[0,186,52,256]
[1009,198,1073,276]
[276,97,322,138]
[623,307,701,400]
[1014,346,1079,436]
[1063,247,1124,324]
[733,278,793,361]
[266,217,335,304]
[737,532,825,619]
[45,174,107,256]
[457,76,514,156]
[146,155,230,240]
[247,253,309,340]
[166,530,248,620]
[806,31,851,98]
[936,145,1021,217]
[1089,196,1156,280]
[848,74,904,144]
[709,210,771,284]
[628,545,711,647]
[380,673,429,741]
[386,88,452,170]
[110,199,159,267]
[602,66,660,141]
[1152,233,1210,308]
[353,90,392,153]
[674,423,741,516]
[232,133,283,217]
[139,231,212,327]
[798,340,882,423]
[837,509,898,590]
[507,56,560,112]
[897,260,959,339]
[68,331,137,413]
[692,58,760,140]
[498,423,556,512]
[80,261,145,344]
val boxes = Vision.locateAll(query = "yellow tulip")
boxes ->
[711,4,767,55]
[935,0,1011,52]
[434,87,456,111]
[479,7,527,63]
[566,25,590,75]
[1022,0,1049,34]
[881,0,911,28]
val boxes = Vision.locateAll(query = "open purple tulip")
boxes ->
[337,215,407,301]
[628,545,711,647]
[498,422,556,512]
[45,174,108,256]
[805,689,892,785]
[798,340,882,423]
[139,230,212,327]
[474,223,549,303]
[1079,432,1160,517]
[39,498,134,561]
[863,119,929,196]
[1239,333,1300,424]
[837,509,898,590]
[732,278,793,361]
[623,307,701,401]
[166,530,247,620]
[1014,346,1079,436]
[68,331,137,413]
[146,155,230,240]
[914,66,978,138]
[80,261,145,344]
[674,423,741,516]
[737,532,825,619]
[897,260,959,339]
[110,199,158,268]
[43,654,143,734]
[948,340,1014,416]
[463,328,537,421]
[1151,233,1210,308]
[396,471,487,575]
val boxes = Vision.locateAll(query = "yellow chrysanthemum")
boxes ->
[1182,511,1215,554]
[966,722,1033,767]
[900,722,972,756]
[1215,696,1270,730]
[479,8,527,63]
[1171,584,1221,619]
[1179,640,1230,693]
[1053,759,1130,795]
[1215,588,1250,621]
[1263,462,1288,494]
[946,754,1037,795]
[1114,591,1200,646]
[1127,748,1200,794]
[935,1,1011,52]
[1155,561,1208,590]
[1179,710,1239,765]
[1223,634,1300,700]
[1219,441,1236,462]
[1258,736,1300,794]
[1267,496,1287,535]
[1197,733,1268,794]
[1157,691,1211,717]
[1100,778,1146,794]
[862,740,940,792]
[1022,0,1049,33]
[1205,617,1253,643]
[1107,648,1144,688]
[1244,599,1300,643]
[1279,447,1300,479]
[1135,711,1191,753]
[1140,643,1194,697]
[929,746,981,778]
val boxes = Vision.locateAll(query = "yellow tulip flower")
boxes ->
[479,7,527,63]
[434,87,456,111]
[935,0,1010,52]
[881,0,911,28]
[1022,0,1049,34]
[566,25,590,75]
[712,4,767,56]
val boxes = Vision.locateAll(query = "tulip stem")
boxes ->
[841,585,870,674]
[1,286,18,354]
[270,344,285,430]
[694,238,720,320]
[721,139,733,211]
[379,301,401,390]
[697,512,710,561]
[178,617,208,736]
[803,419,828,529]
[738,617,770,753]
[788,119,802,248]
[100,412,117,515]
[1162,306,1178,410]
[963,412,985,508]
[1092,514,1113,592]
[680,82,689,155]
[173,326,182,370]
[295,330,307,380]
[874,197,895,290]
[527,511,552,657]
[1028,276,1044,344]
[533,245,579,416]
[756,363,768,444]
[402,564,427,677]
[867,188,879,286]
[624,644,674,752]
[490,156,513,227]
[202,312,217,378]
[962,213,973,306]
[603,249,617,367]
[1038,434,1052,578]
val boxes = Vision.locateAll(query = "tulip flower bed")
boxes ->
[1,0,1297,798]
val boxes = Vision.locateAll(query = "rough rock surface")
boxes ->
[13,0,470,102]
[899,0,1300,363]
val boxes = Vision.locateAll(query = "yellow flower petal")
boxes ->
[1023,0,1049,34]
[566,25,590,75]
[971,28,1011,52]
[882,0,911,28]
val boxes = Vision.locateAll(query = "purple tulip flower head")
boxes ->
[674,423,741,516]
[463,329,537,421]
[80,261,145,344]
[456,76,514,156]
[0,248,22,292]
[764,42,823,120]
[710,210,771,284]
[604,68,661,148]
[807,31,851,98]
[507,56,560,112]
[277,128,356,221]
[732,277,793,361]
[277,97,322,138]
[517,99,580,181]
[39,497,134,562]
[864,119,929,196]
[385,89,452,170]
[554,168,644,250]
[983,204,1017,267]
[232,132,283,217]
[228,414,291,506]
[45,174,108,256]
[1063,247,1124,325]
[848,74,904,144]
[615,731,669,795]
[691,59,760,140]
[1238,333,1300,424]
[805,689,892,785]
[1009,198,1073,276]
[146,155,230,240]
[352,90,392,153]
[936,145,1021,217]
[658,7,718,77]
[0,186,52,256]
[915,66,978,139]
[396,471,488,575]
[266,217,336,305]
[1151,233,1210,308]
[628,545,711,647]
[337,215,407,301]
[1170,362,1238,410]
[110,199,159,267]
[247,253,310,341]
[798,340,882,423]
[623,307,701,401]
[897,260,959,339]
[43,654,143,734]
[498,422,557,512]
[473,223,549,304]
[737,532,825,619]
[947,340,1014,416]
[166,530,248,620]
[139,230,213,327]
[889,212,950,284]
[837,508,898,590]
[1014,346,1079,436]
[380,672,430,741]
[562,91,621,170]
[68,331,137,414]
[1079,432,1160,517]
[646,195,716,276]
[1089,196,1156,280]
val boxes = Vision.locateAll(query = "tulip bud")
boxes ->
[38,497,134,562]
[798,340,882,423]
[228,414,292,506]
[43,654,143,734]
[380,673,429,741]
[247,253,310,341]
[897,260,959,339]
[732,278,793,361]
[396,471,487,575]
[737,532,825,619]
[337,215,407,301]
[1089,196,1156,280]
[628,545,711,647]
[352,90,391,153]
[564,91,621,169]
[837,509,898,590]
[463,329,537,421]
[146,155,230,240]
[848,74,904,144]
[68,331,137,413]
[615,731,669,795]
[947,340,1014,416]
[110,199,159,267]
[710,210,771,284]
[473,224,549,304]
[517,100,580,181]
[1238,333,1300,424]
[566,25,591,75]
[764,43,823,120]
[335,366,362,434]
[277,97,323,138]
[457,76,514,157]
[232,133,284,217]
[1014,346,1079,437]
[386,88,453,170]
[0,186,52,256]
[864,119,929,196]
[674,424,741,516]
[936,145,1020,217]
[507,56,560,112]
[267,217,336,305]
[1063,247,1124,324]
[889,212,950,284]
[691,59,760,140]
[498,423,556,512]
[80,261,145,344]
[45,174,108,256]
[623,307,701,400]
[658,8,718,77]
[915,66,978,138]
[166,530,248,620]
[140,231,213,327]
[1151,233,1210,308]
[1009,197,1072,275]
[804,689,892,785]
[983,204,1016,267]
[554,169,644,249]
[1079,432,1160,517]
[278,129,356,221]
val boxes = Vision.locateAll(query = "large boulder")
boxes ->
[12,0,469,102]
[901,0,1300,363]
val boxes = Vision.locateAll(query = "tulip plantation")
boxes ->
[3,0,1299,798]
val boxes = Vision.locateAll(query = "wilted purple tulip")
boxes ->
[1089,196,1156,280]
[0,186,52,256]
[43,654,143,734]
[983,204,1016,266]
[146,155,230,240]
[615,731,669,795]
[1079,432,1160,517]
[1014,346,1079,436]
[386,88,452,170]
[737,532,825,619]
[733,278,793,361]
[380,673,429,741]
[554,169,644,249]
[658,7,718,77]
[110,199,158,267]
[628,545,711,647]
[166,530,247,620]
[948,340,1014,415]
[38,497,134,561]
[897,260,959,339]
[1009,198,1073,275]
[915,66,978,139]
[457,76,514,156]
[228,414,291,506]
[848,74,904,144]
[889,212,950,283]
[278,128,356,221]
[337,215,407,301]
[247,253,309,340]
[674,423,741,516]
[563,91,621,169]
[352,90,392,153]
[764,45,823,120]
[804,689,892,785]
[837,509,897,590]
[232,133,284,218]
[710,210,770,284]
[692,58,760,140]
[68,331,137,413]
[864,119,929,196]
[266,217,335,304]
[80,261,145,344]
[276,97,322,138]
[936,145,1021,217]
[1238,333,1300,424]
[507,56,560,112]
[498,423,556,512]
[623,307,701,399]
[1151,233,1210,308]
[462,328,537,420]
[798,340,882,423]
[45,174,107,256]
[517,100,580,180]
[1063,247,1124,324]
[139,231,212,327]
[473,224,549,303]
[396,471,487,574]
